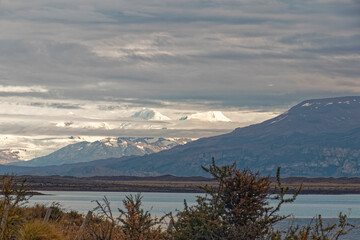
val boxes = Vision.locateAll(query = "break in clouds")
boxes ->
[0,0,359,158]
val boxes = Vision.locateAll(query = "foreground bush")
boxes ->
[274,213,356,240]
[169,159,300,239]
[168,159,356,240]
[0,175,30,240]
[85,194,166,240]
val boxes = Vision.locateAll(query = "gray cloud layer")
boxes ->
[0,0,358,108]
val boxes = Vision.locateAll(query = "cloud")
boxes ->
[0,85,48,93]
[0,0,358,106]
[29,102,82,109]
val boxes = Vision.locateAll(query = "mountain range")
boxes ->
[11,137,192,167]
[2,96,360,177]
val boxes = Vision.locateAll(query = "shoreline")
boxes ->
[31,189,360,195]
[12,175,360,195]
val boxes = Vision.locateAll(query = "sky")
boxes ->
[0,0,359,160]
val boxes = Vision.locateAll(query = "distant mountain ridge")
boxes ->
[2,96,360,177]
[231,96,360,136]
[12,137,192,167]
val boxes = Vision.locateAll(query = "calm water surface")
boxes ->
[28,191,360,218]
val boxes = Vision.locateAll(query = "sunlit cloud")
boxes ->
[0,85,48,93]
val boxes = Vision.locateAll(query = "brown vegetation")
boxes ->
[11,175,360,194]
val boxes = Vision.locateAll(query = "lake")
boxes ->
[28,191,360,218]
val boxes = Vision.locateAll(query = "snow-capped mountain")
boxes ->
[180,111,231,122]
[12,137,193,167]
[231,96,360,136]
[132,109,170,121]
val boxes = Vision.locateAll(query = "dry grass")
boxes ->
[19,221,63,240]
[16,175,360,194]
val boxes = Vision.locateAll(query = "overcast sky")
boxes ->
[0,0,359,158]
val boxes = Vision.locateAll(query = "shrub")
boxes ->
[168,159,359,240]
[85,194,167,240]
[169,158,300,240]
[118,194,167,240]
[0,175,30,240]
[275,213,356,240]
